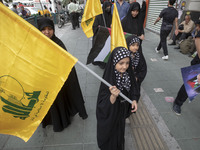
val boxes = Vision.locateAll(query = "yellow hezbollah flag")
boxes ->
[111,3,127,51]
[81,0,103,38]
[0,3,77,142]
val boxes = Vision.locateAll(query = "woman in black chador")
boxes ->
[92,1,112,45]
[121,2,144,41]
[37,18,88,132]
[96,47,140,150]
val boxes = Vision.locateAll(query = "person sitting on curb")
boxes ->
[173,20,200,115]
[169,14,195,49]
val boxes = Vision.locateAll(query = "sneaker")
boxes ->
[155,47,160,53]
[172,104,181,115]
[162,55,168,60]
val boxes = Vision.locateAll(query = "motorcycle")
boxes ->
[58,11,70,28]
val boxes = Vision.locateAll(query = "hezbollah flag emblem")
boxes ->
[81,0,103,38]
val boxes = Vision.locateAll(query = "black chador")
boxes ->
[96,47,140,150]
[121,2,144,36]
[37,18,88,132]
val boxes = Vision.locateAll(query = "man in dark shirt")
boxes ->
[173,20,200,115]
[21,6,28,17]
[154,0,178,60]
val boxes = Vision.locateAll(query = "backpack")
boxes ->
[180,36,195,54]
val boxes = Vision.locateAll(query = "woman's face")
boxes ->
[41,26,54,38]
[129,43,139,53]
[131,10,139,18]
[115,57,130,73]
[105,6,111,13]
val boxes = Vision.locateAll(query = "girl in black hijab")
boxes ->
[121,2,144,40]
[37,18,88,132]
[96,47,140,150]
[126,35,147,89]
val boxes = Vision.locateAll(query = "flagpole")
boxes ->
[77,60,133,104]
[102,14,107,27]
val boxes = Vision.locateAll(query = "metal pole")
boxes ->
[39,0,44,15]
[77,60,133,104]
[102,14,107,27]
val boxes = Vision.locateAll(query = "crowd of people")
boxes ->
[10,2,51,18]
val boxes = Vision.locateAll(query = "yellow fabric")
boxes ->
[111,3,127,51]
[0,3,77,142]
[38,9,52,17]
[81,0,103,38]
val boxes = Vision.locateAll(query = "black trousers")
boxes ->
[70,12,76,29]
[172,32,191,43]
[157,29,171,56]
[174,84,188,106]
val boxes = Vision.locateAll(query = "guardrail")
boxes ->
[24,13,58,27]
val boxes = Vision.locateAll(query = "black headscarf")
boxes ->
[101,47,138,94]
[102,1,112,27]
[37,17,55,31]
[37,17,66,50]
[121,2,144,36]
[126,35,140,69]
[126,35,147,85]
[112,47,131,91]
[93,1,112,36]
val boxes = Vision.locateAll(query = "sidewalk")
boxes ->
[1,23,200,150]
[141,29,200,150]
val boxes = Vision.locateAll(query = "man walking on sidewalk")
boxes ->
[173,20,200,115]
[154,0,178,60]
[68,0,78,30]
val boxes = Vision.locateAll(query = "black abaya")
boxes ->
[121,2,144,36]
[42,35,88,132]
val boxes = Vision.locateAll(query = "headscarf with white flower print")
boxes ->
[113,47,131,91]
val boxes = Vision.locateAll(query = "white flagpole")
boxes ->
[77,60,133,104]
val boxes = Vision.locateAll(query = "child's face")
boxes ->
[129,43,139,53]
[115,57,130,73]
[131,10,139,18]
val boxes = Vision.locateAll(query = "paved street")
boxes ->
[0,22,200,150]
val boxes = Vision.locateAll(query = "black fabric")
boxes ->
[87,27,110,64]
[70,12,76,29]
[41,31,88,132]
[157,29,171,56]
[37,17,55,31]
[126,35,147,87]
[195,30,200,38]
[172,32,191,43]
[121,2,144,36]
[159,6,178,31]
[96,47,140,150]
[174,54,200,106]
[92,1,112,45]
